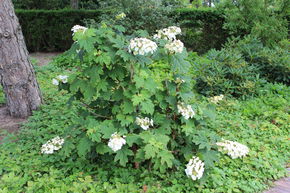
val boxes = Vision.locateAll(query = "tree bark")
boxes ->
[0,0,42,118]
[70,0,79,9]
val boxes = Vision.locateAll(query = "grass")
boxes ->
[0,62,289,193]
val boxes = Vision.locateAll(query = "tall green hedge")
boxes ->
[16,8,228,53]
[176,8,228,53]
[16,9,107,52]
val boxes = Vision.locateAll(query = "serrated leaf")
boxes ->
[114,148,133,166]
[77,136,93,158]
[96,143,110,154]
[198,149,219,169]
[126,134,141,146]
[144,144,157,159]
[141,100,154,114]
[98,120,116,139]
[122,100,134,114]
[159,150,174,168]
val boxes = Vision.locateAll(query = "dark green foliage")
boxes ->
[176,8,229,54]
[16,9,108,52]
[99,0,176,35]
[16,8,226,53]
[12,0,101,9]
[192,48,265,98]
[217,0,288,47]
[52,51,79,68]
[13,0,70,9]
[225,37,290,85]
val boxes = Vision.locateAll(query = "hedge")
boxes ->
[16,8,228,53]
[175,8,228,53]
[16,9,108,52]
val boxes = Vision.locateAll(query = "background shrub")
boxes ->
[192,48,265,98]
[225,36,290,85]
[217,0,288,47]
[176,8,229,54]
[99,0,176,35]
[16,9,108,52]
[16,8,227,53]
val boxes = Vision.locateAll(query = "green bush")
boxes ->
[12,0,101,9]
[192,48,265,98]
[16,9,108,52]
[225,37,290,85]
[13,0,69,9]
[52,51,79,68]
[57,22,221,173]
[176,8,229,54]
[16,8,226,53]
[217,0,288,47]
[99,0,176,35]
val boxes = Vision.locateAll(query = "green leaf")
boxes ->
[98,120,116,139]
[114,148,133,166]
[198,149,219,169]
[96,143,110,154]
[77,136,93,158]
[126,134,141,147]
[159,150,174,168]
[141,100,154,115]
[116,114,134,127]
[170,54,190,74]
[122,100,134,114]
[144,144,157,159]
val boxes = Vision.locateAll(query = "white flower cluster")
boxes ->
[153,26,182,40]
[185,156,205,181]
[116,12,126,20]
[71,25,88,35]
[165,40,184,54]
[136,117,154,130]
[52,75,68,86]
[209,95,224,104]
[41,136,65,154]
[71,25,88,36]
[128,38,158,56]
[175,77,185,84]
[216,140,249,159]
[177,103,195,120]
[108,132,126,152]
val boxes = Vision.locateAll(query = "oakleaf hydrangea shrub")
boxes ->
[53,22,249,180]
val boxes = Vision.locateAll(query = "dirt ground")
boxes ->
[30,52,61,66]
[0,106,26,141]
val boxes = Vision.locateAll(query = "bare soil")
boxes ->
[30,52,62,66]
[0,105,26,141]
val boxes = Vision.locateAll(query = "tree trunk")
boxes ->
[70,0,79,9]
[0,0,42,118]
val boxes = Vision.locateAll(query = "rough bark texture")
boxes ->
[0,0,42,118]
[70,0,79,9]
